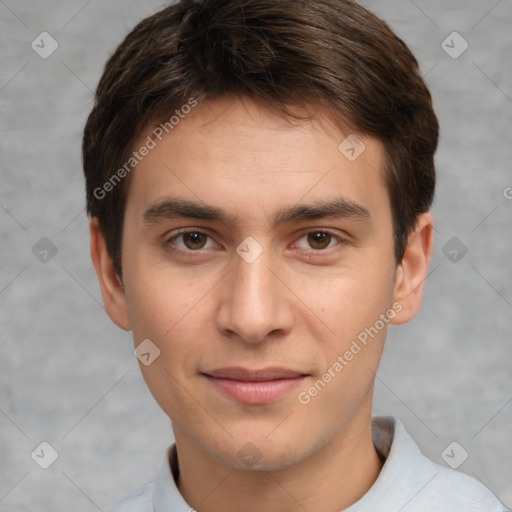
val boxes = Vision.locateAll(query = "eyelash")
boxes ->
[164,229,346,257]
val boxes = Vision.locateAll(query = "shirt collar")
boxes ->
[153,443,190,511]
[344,416,439,511]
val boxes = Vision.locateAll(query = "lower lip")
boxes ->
[205,375,306,404]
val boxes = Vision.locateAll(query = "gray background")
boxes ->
[0,1,511,510]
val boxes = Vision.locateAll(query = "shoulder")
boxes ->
[415,461,508,511]
[103,482,154,512]
[367,417,508,512]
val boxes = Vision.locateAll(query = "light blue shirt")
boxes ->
[106,416,509,511]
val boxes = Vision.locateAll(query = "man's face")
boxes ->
[120,97,399,470]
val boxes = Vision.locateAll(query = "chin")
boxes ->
[199,431,311,473]
[228,447,304,472]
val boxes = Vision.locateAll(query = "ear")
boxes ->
[89,218,131,331]
[390,213,434,325]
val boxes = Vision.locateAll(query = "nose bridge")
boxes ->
[217,243,293,343]
[235,251,274,307]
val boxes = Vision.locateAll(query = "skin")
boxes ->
[90,96,434,512]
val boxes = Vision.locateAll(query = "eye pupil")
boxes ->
[184,232,207,249]
[307,232,331,250]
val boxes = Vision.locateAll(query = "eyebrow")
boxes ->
[142,196,371,227]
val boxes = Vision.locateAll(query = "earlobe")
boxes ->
[390,213,434,325]
[89,218,132,331]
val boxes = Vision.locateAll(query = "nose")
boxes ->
[215,246,295,344]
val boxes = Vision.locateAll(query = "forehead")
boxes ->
[124,97,390,224]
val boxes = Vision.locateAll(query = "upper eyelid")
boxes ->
[292,230,344,245]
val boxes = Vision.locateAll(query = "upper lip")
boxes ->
[204,367,306,382]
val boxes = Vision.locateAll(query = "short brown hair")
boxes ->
[82,0,438,276]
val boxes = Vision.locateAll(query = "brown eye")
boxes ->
[166,230,213,252]
[307,232,332,250]
[182,232,208,250]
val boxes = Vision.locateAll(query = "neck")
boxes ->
[173,407,383,512]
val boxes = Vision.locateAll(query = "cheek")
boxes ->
[123,244,214,339]
[295,261,396,342]
[124,260,220,385]
[127,277,212,417]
